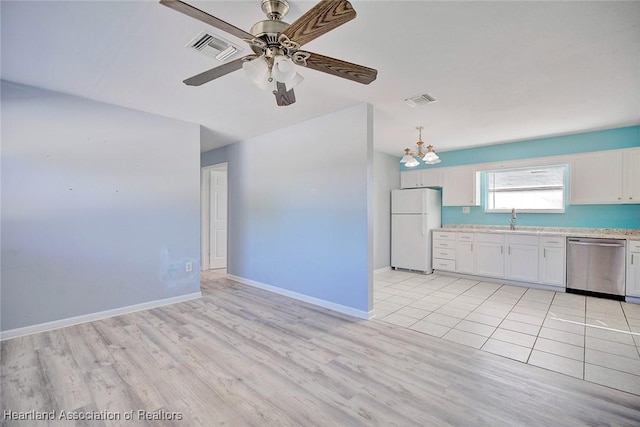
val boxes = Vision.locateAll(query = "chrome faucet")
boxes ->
[509,208,517,230]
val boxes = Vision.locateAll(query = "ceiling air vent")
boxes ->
[404,93,437,107]
[186,30,243,61]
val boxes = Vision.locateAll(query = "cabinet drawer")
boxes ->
[476,233,505,243]
[433,248,456,260]
[629,240,640,252]
[433,259,455,271]
[433,231,455,241]
[541,236,566,247]
[433,239,455,249]
[507,234,539,246]
[457,232,474,242]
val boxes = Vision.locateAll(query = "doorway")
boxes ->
[201,163,228,272]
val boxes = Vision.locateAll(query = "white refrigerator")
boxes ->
[391,188,442,273]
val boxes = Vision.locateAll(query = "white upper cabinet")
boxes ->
[400,170,422,189]
[400,169,442,189]
[624,149,640,203]
[442,166,480,206]
[570,148,640,204]
[421,169,442,188]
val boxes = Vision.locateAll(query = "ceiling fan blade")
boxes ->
[281,0,356,47]
[299,51,377,85]
[274,82,296,106]
[183,56,253,86]
[159,0,254,41]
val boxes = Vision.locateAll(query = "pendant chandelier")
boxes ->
[400,126,440,167]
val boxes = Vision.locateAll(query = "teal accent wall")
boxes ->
[400,126,640,171]
[401,126,640,229]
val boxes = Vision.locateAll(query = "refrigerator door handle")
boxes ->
[421,191,426,236]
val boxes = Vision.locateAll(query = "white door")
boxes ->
[209,170,227,269]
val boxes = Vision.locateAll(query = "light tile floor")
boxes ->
[374,270,640,396]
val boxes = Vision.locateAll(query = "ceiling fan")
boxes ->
[160,0,378,106]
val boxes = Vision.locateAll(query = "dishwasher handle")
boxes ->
[567,240,625,248]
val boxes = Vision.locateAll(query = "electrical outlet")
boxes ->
[185,262,193,272]
[462,206,470,214]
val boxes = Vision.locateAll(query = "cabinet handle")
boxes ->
[471,243,473,251]
[544,248,546,258]
[508,246,511,255]
[501,246,503,254]
[618,197,621,200]
[633,254,635,265]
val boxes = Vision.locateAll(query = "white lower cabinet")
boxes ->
[432,230,568,289]
[456,233,475,274]
[475,233,505,278]
[432,231,456,272]
[505,235,539,282]
[627,241,640,298]
[539,236,566,286]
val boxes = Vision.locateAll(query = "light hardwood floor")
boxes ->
[2,273,640,426]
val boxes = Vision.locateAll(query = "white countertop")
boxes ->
[439,224,640,240]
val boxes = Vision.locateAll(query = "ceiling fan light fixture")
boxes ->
[284,72,304,91]
[242,57,272,90]
[272,55,304,91]
[272,55,295,80]
[161,0,377,106]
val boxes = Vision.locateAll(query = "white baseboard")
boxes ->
[0,292,202,341]
[374,266,392,275]
[626,296,640,304]
[228,274,374,320]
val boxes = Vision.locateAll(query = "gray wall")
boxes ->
[373,151,400,270]
[1,81,201,331]
[203,104,373,313]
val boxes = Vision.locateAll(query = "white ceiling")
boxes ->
[2,1,639,155]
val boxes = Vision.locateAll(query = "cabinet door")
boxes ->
[442,166,480,206]
[475,242,504,278]
[539,246,566,286]
[420,169,442,188]
[627,246,640,297]
[456,241,475,274]
[570,151,624,204]
[506,244,539,282]
[624,149,640,203]
[400,171,422,189]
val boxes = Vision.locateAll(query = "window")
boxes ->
[485,165,566,213]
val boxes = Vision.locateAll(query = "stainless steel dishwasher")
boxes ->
[566,238,626,299]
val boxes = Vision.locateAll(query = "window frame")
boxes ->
[484,164,567,214]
